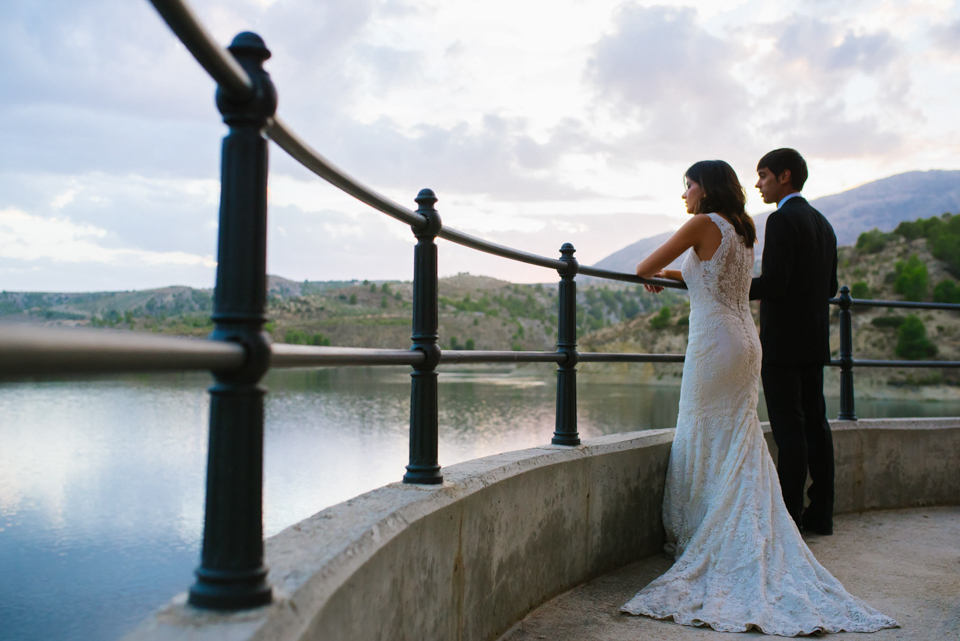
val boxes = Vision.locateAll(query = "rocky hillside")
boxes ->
[0,272,679,353]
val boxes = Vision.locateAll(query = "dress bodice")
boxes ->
[680,213,754,319]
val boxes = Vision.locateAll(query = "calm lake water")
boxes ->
[2,366,959,640]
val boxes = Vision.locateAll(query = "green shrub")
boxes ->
[871,315,905,329]
[933,279,960,304]
[850,281,871,299]
[465,338,475,350]
[311,333,331,346]
[622,298,641,319]
[856,229,891,254]
[890,213,960,277]
[894,220,923,241]
[894,255,928,301]
[895,315,937,359]
[380,296,388,308]
[676,314,690,326]
[932,233,960,277]
[349,293,357,305]
[284,329,308,344]
[649,306,672,329]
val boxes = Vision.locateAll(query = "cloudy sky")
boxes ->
[2,0,959,291]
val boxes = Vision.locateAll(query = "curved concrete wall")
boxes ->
[126,418,960,641]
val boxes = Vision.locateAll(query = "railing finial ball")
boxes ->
[413,189,441,237]
[558,242,578,278]
[228,32,272,61]
[415,188,437,204]
[217,31,277,117]
[839,284,852,311]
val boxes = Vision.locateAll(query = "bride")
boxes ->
[621,160,897,635]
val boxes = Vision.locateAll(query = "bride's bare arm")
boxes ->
[635,216,713,279]
[659,269,683,282]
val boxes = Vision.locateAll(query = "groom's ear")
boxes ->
[777,169,792,187]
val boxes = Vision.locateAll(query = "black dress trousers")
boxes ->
[760,362,835,528]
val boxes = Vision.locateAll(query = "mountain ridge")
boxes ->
[592,169,960,276]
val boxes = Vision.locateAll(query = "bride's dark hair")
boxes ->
[685,160,756,248]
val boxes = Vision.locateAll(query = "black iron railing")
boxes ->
[1,0,958,612]
[830,286,960,420]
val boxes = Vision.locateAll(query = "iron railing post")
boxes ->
[404,189,443,484]
[188,32,276,610]
[553,243,580,445]
[838,285,857,420]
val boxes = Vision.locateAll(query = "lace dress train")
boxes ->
[620,213,897,635]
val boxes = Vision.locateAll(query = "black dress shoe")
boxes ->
[802,513,833,536]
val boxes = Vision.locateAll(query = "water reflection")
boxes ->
[2,366,959,640]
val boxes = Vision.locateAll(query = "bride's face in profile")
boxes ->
[682,176,704,214]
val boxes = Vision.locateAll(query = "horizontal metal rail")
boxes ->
[830,297,960,311]
[265,118,427,229]
[853,359,960,368]
[0,326,246,376]
[437,227,567,271]
[441,350,566,364]
[579,352,685,363]
[147,0,252,100]
[0,328,704,376]
[271,344,426,367]
[266,117,573,272]
[831,358,960,369]
[443,351,687,364]
[579,266,689,290]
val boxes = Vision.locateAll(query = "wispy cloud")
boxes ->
[0,207,215,266]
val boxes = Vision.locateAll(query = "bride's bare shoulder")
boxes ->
[683,213,724,239]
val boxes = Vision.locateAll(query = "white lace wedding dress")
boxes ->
[621,213,898,635]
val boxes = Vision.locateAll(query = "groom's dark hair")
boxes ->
[757,148,808,191]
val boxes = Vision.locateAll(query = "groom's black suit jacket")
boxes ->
[749,196,838,365]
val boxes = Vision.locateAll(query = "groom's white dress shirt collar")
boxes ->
[778,192,802,209]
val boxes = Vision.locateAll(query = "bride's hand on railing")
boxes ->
[642,269,683,293]
[643,270,666,293]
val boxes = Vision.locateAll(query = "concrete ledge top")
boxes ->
[826,417,960,431]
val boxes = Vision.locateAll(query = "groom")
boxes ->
[749,148,838,535]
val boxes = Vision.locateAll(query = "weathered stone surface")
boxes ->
[124,419,959,641]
